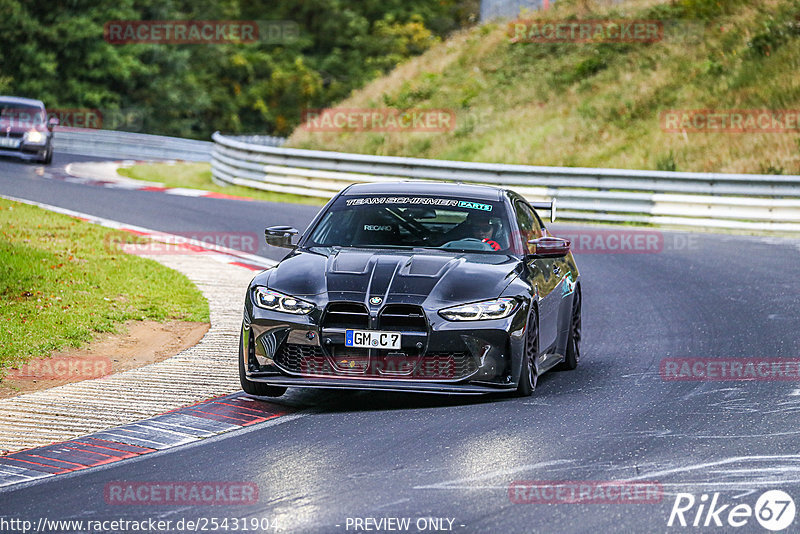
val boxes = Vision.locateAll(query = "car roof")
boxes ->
[0,96,45,108]
[342,181,504,201]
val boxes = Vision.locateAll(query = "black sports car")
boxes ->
[239,182,581,396]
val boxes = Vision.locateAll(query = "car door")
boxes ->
[513,199,560,356]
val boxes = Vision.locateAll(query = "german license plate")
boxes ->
[0,137,20,148]
[345,329,401,350]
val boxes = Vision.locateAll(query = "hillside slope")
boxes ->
[287,0,800,174]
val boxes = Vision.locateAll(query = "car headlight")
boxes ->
[24,130,44,143]
[253,287,314,314]
[439,298,519,321]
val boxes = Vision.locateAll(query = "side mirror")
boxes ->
[527,236,571,258]
[47,117,59,129]
[265,225,299,249]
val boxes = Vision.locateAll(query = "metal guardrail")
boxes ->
[210,131,800,232]
[53,129,284,162]
[54,128,213,161]
[224,134,288,147]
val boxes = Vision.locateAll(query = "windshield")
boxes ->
[306,194,512,253]
[0,103,45,127]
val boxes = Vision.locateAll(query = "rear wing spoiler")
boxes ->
[530,199,557,223]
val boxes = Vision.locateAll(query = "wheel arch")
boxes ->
[512,298,539,386]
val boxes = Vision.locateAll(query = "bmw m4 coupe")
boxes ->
[239,182,581,397]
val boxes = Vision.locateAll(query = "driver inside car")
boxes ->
[471,216,494,240]
[442,212,503,250]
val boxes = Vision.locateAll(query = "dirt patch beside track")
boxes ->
[0,320,209,399]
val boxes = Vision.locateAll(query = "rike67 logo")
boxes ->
[668,490,796,531]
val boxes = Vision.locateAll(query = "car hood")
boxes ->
[265,248,522,306]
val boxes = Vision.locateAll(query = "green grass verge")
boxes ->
[287,0,800,175]
[0,198,209,374]
[117,162,327,206]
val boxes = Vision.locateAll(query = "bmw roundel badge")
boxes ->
[369,296,383,306]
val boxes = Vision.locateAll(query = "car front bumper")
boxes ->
[0,142,49,161]
[242,295,529,394]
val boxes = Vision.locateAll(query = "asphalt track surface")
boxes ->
[2,153,800,533]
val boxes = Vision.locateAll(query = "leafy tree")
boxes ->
[0,0,477,138]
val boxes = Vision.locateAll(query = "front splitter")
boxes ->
[252,375,515,395]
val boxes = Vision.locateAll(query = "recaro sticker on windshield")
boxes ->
[345,197,492,211]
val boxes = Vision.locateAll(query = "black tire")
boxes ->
[516,308,539,397]
[238,330,287,397]
[36,145,53,165]
[559,286,581,371]
[36,145,52,165]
